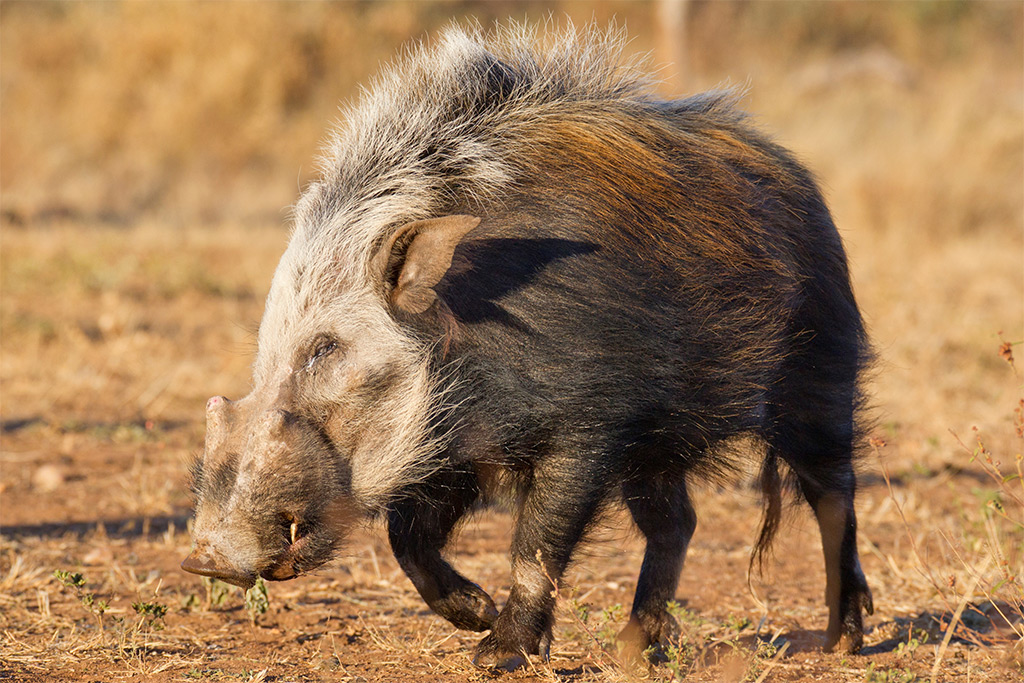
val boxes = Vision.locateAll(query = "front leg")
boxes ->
[387,466,498,632]
[473,454,607,671]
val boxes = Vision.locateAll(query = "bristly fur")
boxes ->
[187,452,204,499]
[288,21,661,295]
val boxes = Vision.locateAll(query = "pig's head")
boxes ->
[182,214,480,588]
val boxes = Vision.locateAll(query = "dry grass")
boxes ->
[2,2,1022,681]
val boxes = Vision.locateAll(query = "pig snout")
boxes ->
[181,542,257,590]
[184,395,348,588]
[181,522,307,588]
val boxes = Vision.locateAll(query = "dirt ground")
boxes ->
[0,225,1020,683]
[2,2,1023,682]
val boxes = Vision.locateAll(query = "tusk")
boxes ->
[290,521,298,545]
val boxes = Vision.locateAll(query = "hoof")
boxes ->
[825,627,864,654]
[473,634,528,672]
[472,649,528,672]
[616,617,650,667]
[825,587,873,654]
[433,583,499,632]
[617,612,679,666]
[473,630,548,672]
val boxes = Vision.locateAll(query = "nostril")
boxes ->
[206,395,231,415]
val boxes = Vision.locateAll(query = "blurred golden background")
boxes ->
[1,4,1022,680]
[3,1,1020,231]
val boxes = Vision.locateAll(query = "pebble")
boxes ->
[32,464,64,492]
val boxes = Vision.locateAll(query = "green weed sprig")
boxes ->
[53,569,108,631]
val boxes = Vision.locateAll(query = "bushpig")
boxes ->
[182,23,874,670]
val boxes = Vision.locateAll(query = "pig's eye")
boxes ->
[305,340,338,371]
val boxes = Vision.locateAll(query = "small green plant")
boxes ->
[593,603,625,647]
[864,662,919,683]
[663,639,698,680]
[742,638,781,682]
[132,600,168,632]
[568,597,590,626]
[244,577,270,625]
[666,600,707,629]
[203,576,231,608]
[52,569,85,589]
[113,585,170,662]
[725,613,752,632]
[53,569,108,629]
[661,604,784,682]
[566,598,624,645]
[893,628,928,659]
[661,602,709,680]
[181,593,202,610]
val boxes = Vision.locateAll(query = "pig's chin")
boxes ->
[260,564,300,582]
[219,573,258,590]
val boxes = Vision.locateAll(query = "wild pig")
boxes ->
[182,23,874,670]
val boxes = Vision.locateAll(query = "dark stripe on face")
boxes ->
[198,452,241,506]
[354,364,403,405]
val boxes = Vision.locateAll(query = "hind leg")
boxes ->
[617,475,697,663]
[770,420,873,653]
[802,472,873,653]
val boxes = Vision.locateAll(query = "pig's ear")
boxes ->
[373,215,480,314]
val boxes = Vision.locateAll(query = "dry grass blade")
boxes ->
[752,640,790,683]
[931,556,990,683]
[537,551,628,678]
[874,441,960,616]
